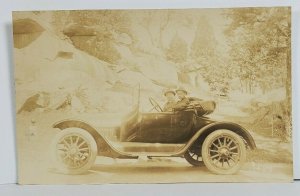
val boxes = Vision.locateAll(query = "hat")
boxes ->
[163,89,175,96]
[175,87,188,94]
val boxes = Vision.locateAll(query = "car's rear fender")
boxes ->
[52,119,138,159]
[174,121,256,156]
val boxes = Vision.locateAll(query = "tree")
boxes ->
[165,35,188,63]
[189,18,230,95]
[224,7,291,95]
[224,7,291,140]
[190,18,217,67]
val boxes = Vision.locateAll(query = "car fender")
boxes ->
[52,119,138,159]
[174,121,256,156]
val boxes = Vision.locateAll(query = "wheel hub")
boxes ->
[68,145,78,155]
[56,135,92,168]
[219,147,230,157]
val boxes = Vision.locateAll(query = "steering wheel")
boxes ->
[149,97,163,112]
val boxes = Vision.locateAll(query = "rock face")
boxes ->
[13,12,214,114]
[12,13,171,113]
[13,14,118,113]
[13,18,45,49]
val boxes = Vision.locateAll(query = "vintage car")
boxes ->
[51,90,256,175]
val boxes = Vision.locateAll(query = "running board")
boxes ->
[109,142,185,154]
[126,152,184,157]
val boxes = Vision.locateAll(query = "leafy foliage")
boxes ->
[165,35,188,63]
[224,7,291,94]
[189,19,230,95]
[224,7,291,140]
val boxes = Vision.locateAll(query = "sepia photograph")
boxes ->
[13,7,292,184]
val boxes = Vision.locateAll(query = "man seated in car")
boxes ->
[162,89,177,112]
[172,87,190,111]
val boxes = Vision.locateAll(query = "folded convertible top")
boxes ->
[185,97,216,116]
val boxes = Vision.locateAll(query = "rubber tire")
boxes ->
[184,150,204,167]
[51,128,97,175]
[202,129,246,175]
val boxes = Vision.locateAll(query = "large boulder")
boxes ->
[13,18,45,49]
[63,24,97,37]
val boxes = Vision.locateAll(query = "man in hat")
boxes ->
[163,89,177,112]
[173,87,190,111]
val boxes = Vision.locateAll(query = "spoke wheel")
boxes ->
[51,128,97,174]
[202,130,246,175]
[184,147,204,167]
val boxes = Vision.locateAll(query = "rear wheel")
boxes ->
[201,130,246,175]
[51,128,97,174]
[184,147,204,166]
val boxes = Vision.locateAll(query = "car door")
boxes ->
[137,112,173,143]
[137,111,194,143]
[170,111,195,142]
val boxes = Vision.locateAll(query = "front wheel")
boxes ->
[201,130,246,175]
[51,128,98,174]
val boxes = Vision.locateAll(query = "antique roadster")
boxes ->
[51,91,256,175]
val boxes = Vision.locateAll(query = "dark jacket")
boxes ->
[172,97,190,111]
[163,100,176,112]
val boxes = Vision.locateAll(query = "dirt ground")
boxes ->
[16,111,293,184]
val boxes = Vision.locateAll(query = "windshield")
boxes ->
[131,84,140,109]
